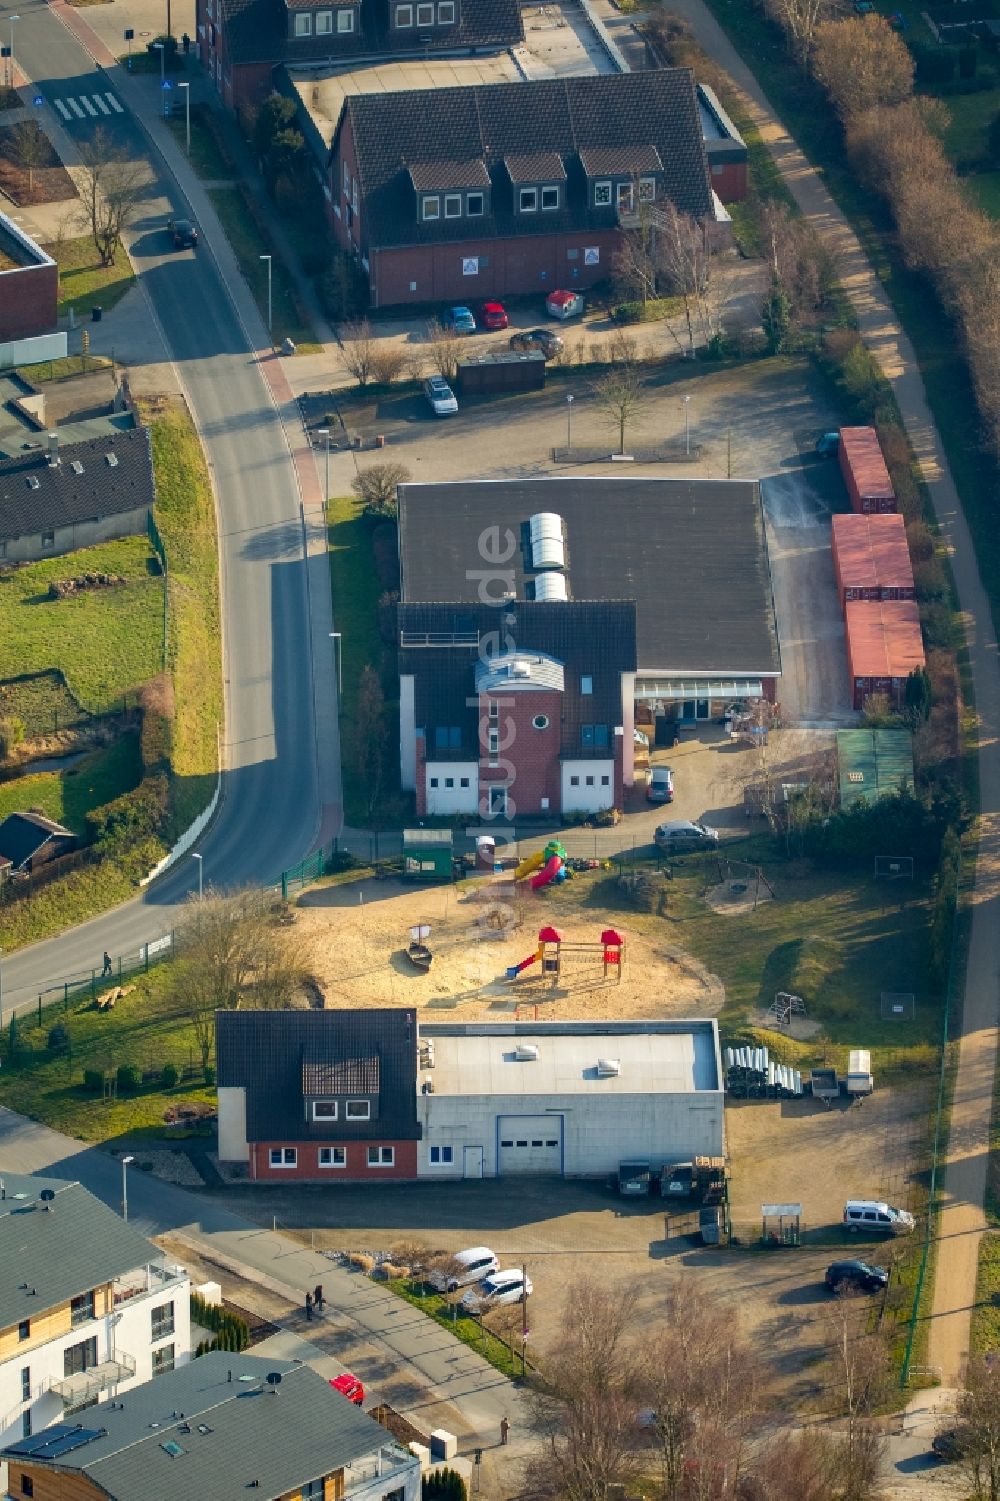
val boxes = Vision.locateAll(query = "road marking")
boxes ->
[106,94,124,114]
[66,99,85,119]
[80,97,98,116]
[92,94,111,115]
[54,99,71,121]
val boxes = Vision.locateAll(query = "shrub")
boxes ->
[613,301,644,324]
[47,1023,70,1055]
[423,1468,468,1501]
[911,42,957,86]
[116,1063,140,1094]
[83,1068,104,1093]
[0,715,26,761]
[86,774,169,851]
[350,1253,375,1273]
[160,1063,179,1088]
[203,1063,216,1086]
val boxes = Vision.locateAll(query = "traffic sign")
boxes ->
[161,78,174,89]
[33,95,44,107]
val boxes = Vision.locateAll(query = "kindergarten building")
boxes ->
[216,1010,725,1181]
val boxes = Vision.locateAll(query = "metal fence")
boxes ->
[147,509,170,671]
[7,932,175,1034]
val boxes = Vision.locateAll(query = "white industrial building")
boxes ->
[416,1020,725,1179]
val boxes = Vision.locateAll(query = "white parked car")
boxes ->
[424,375,458,416]
[428,1246,499,1292]
[459,1268,532,1313]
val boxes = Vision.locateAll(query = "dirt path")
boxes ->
[647,0,1000,1389]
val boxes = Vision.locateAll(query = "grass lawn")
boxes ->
[941,85,999,166]
[966,169,1000,217]
[15,355,114,383]
[0,840,162,952]
[144,404,223,838]
[0,964,214,1139]
[972,1232,1000,1353]
[166,114,232,182]
[207,187,320,351]
[0,733,142,835]
[388,1280,527,1382]
[0,538,162,712]
[48,236,135,322]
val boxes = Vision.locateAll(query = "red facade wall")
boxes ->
[0,262,58,341]
[478,689,563,819]
[250,1140,418,1181]
[369,231,620,308]
[708,161,747,202]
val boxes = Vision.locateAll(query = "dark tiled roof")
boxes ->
[0,1174,168,1331]
[341,70,712,249]
[302,1054,379,1093]
[578,144,663,176]
[0,812,74,871]
[409,158,490,191]
[1,1354,407,1501]
[216,1009,420,1142]
[504,151,567,184]
[0,428,153,544]
[398,600,637,757]
[223,0,521,66]
[398,479,780,677]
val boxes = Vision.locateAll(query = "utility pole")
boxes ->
[521,1261,528,1378]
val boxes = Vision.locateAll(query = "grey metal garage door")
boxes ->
[498,1116,562,1175]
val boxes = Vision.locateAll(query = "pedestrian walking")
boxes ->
[500,1416,509,1447]
[314,1284,324,1311]
[305,1291,313,1321]
[102,951,113,976]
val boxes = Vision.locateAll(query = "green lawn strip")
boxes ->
[0,538,162,712]
[0,964,213,1139]
[206,186,320,351]
[700,0,1000,642]
[15,356,114,383]
[387,1280,526,1382]
[165,115,233,182]
[327,495,404,827]
[48,236,135,321]
[0,833,164,952]
[145,406,223,839]
[971,1232,1000,1354]
[0,734,142,835]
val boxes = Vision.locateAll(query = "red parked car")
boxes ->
[479,301,509,330]
[330,1373,365,1405]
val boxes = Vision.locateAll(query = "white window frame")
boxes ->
[416,1,434,22]
[638,176,656,202]
[395,2,413,23]
[367,1146,395,1167]
[617,181,634,213]
[343,159,350,194]
[444,193,462,218]
[438,0,455,20]
[488,786,508,817]
[319,1146,347,1169]
[336,7,354,29]
[312,1100,338,1121]
[293,12,312,35]
[467,191,484,216]
[315,9,332,30]
[594,180,612,207]
[429,1145,454,1165]
[346,1099,371,1120]
[422,195,440,221]
[151,1344,175,1377]
[487,726,499,762]
[519,186,538,213]
[269,1147,298,1168]
[541,185,560,211]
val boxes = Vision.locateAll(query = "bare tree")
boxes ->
[812,16,914,121]
[368,346,408,386]
[741,1427,842,1501]
[425,319,463,382]
[763,0,839,67]
[958,1355,1000,1501]
[9,121,49,197]
[592,363,646,456]
[351,462,411,519]
[825,1295,890,1501]
[340,319,376,386]
[77,127,145,267]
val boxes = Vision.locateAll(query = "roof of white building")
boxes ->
[418,1021,720,1096]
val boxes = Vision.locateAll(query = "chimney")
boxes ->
[47,432,60,467]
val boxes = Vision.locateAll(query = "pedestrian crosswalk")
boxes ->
[53,91,125,123]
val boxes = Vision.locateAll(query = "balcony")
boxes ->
[343,1444,415,1498]
[112,1261,186,1307]
[51,1352,136,1408]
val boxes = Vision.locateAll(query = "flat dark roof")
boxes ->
[399,477,780,676]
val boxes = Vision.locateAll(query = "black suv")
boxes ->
[509,328,564,359]
[168,217,198,250]
[825,1259,889,1294]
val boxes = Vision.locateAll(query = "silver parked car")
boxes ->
[654,820,720,853]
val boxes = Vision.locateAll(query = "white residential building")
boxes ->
[0,1172,190,1490]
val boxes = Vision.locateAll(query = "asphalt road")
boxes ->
[0,0,332,1013]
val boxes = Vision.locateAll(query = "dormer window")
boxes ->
[316,9,332,31]
[467,192,484,216]
[519,187,537,213]
[541,186,560,211]
[312,1100,338,1120]
[416,1,434,22]
[617,183,634,213]
[594,181,612,207]
[422,195,440,221]
[638,176,656,202]
[439,0,455,19]
[337,7,354,28]
[293,11,312,34]
[444,193,462,218]
[395,2,413,23]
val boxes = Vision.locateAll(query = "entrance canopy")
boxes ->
[634,678,764,701]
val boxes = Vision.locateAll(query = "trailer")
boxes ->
[846,1048,874,1097]
[809,1067,840,1107]
[618,1160,652,1196]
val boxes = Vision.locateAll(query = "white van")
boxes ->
[843,1200,915,1236]
[428,1246,499,1292]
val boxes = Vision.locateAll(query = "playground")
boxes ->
[295,869,723,1021]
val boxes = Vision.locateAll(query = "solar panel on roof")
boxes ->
[40,1428,106,1459]
[3,1423,78,1457]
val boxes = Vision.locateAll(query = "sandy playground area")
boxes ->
[296,872,724,1021]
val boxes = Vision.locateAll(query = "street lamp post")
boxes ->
[259,255,272,341]
[178,80,190,155]
[153,41,166,115]
[121,1155,135,1222]
[8,17,19,89]
[329,632,342,696]
[192,851,203,900]
[317,427,331,501]
[683,394,691,457]
[566,393,573,454]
